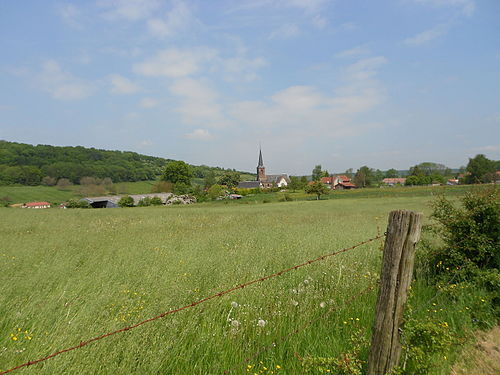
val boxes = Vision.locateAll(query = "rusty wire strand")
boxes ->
[0,234,384,375]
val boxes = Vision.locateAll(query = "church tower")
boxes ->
[257,148,266,182]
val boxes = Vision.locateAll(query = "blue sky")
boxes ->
[0,0,499,174]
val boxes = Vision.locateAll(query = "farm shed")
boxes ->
[82,196,120,208]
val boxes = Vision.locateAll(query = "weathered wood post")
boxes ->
[367,210,423,375]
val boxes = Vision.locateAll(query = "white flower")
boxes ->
[231,319,240,328]
[291,300,299,307]
[257,319,266,327]
[320,302,326,308]
[231,301,238,308]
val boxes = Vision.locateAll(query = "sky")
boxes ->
[0,0,499,175]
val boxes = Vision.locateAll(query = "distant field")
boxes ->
[0,190,471,374]
[0,181,158,204]
[0,182,474,206]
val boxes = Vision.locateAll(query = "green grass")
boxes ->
[0,187,485,374]
[0,181,158,205]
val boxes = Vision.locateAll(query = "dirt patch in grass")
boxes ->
[451,326,500,375]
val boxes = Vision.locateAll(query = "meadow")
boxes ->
[0,189,488,374]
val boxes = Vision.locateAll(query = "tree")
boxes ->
[405,175,420,186]
[56,178,73,189]
[161,161,192,185]
[305,181,329,200]
[300,176,308,188]
[41,176,57,186]
[288,176,301,191]
[218,171,240,188]
[353,166,374,188]
[204,170,216,189]
[385,169,399,178]
[312,165,323,181]
[465,154,496,184]
[207,184,224,200]
[118,195,134,207]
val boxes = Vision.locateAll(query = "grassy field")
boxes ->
[0,188,487,374]
[0,181,157,205]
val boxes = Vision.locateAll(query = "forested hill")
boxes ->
[0,140,248,185]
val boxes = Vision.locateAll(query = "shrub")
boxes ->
[150,196,163,205]
[65,199,91,208]
[429,187,499,284]
[137,197,152,206]
[118,196,134,207]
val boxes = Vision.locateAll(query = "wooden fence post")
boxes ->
[367,210,423,375]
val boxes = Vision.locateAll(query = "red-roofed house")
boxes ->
[320,175,356,189]
[23,201,51,209]
[382,178,406,186]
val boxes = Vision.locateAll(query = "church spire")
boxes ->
[258,147,264,167]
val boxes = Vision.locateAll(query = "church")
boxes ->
[237,149,290,189]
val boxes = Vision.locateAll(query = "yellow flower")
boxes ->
[276,365,281,369]
[12,336,18,341]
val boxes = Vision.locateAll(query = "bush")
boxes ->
[137,197,152,206]
[65,199,91,208]
[429,188,499,283]
[150,196,163,205]
[118,196,134,207]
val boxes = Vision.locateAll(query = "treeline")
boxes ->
[0,141,251,186]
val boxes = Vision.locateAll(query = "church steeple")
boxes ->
[258,148,264,167]
[257,147,266,181]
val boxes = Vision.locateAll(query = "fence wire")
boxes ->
[0,234,384,375]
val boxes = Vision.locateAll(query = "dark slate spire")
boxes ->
[258,147,264,167]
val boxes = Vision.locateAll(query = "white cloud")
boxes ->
[109,74,140,94]
[140,97,159,108]
[268,24,301,39]
[147,0,195,38]
[37,60,95,100]
[230,55,387,140]
[184,129,214,140]
[404,24,449,46]
[57,3,82,29]
[169,78,230,128]
[222,56,267,82]
[133,47,217,78]
[98,0,161,21]
[412,0,475,16]
[336,46,370,58]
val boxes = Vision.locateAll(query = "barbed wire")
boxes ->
[0,234,384,375]
[222,281,378,374]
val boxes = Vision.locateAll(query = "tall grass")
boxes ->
[0,195,451,374]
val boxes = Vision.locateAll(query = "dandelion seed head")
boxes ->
[320,302,326,308]
[231,319,240,328]
[257,319,266,327]
[231,301,238,308]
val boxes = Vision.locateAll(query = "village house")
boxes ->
[237,149,290,189]
[382,178,407,186]
[320,175,356,190]
[23,201,51,209]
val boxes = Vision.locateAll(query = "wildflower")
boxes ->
[319,302,326,308]
[257,319,266,327]
[231,301,239,308]
[231,320,240,328]
[291,300,299,307]
[276,365,281,369]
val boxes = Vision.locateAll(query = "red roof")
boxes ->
[340,182,356,187]
[24,201,50,207]
[382,178,406,184]
[321,177,333,184]
[337,175,350,182]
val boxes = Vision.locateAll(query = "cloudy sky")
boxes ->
[0,0,499,174]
